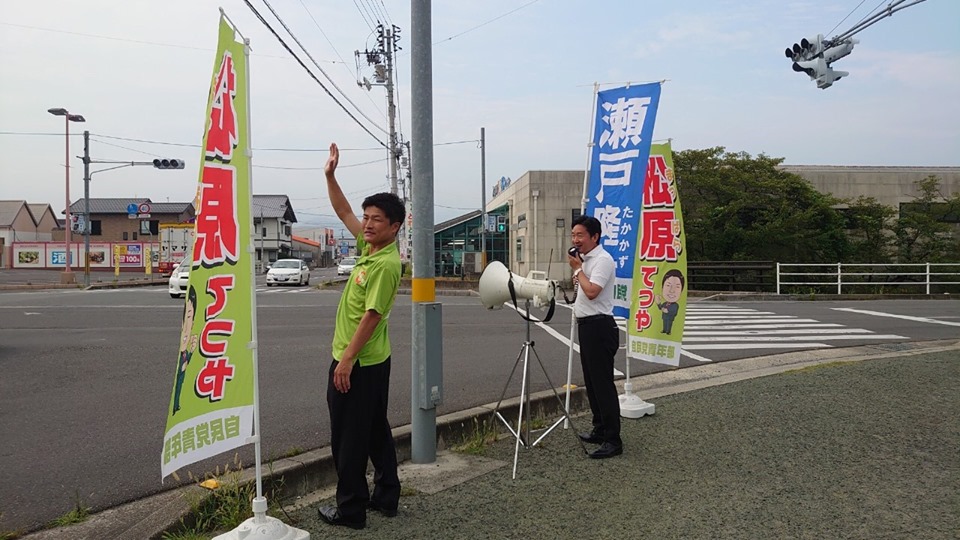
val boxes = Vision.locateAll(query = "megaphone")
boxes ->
[478,260,557,310]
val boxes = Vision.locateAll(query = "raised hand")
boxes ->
[325,142,340,178]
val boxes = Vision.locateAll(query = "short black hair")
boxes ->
[662,269,685,290]
[184,284,198,318]
[571,215,602,239]
[362,192,406,225]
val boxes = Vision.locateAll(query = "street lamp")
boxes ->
[48,107,85,284]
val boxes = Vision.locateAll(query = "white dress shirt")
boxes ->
[573,245,616,318]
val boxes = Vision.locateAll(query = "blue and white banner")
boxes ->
[585,83,661,318]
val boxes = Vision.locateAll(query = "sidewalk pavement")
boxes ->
[0,269,167,290]
[24,340,959,540]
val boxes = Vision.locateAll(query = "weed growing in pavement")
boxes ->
[453,417,499,455]
[785,360,855,375]
[162,456,293,539]
[48,491,90,528]
[282,446,305,459]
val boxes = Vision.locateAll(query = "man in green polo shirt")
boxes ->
[317,142,405,530]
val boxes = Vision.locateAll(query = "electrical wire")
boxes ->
[0,21,322,62]
[433,0,541,45]
[259,0,387,135]
[241,0,387,148]
[352,0,377,30]
[825,0,873,38]
[296,0,385,116]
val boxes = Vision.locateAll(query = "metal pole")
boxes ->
[480,127,486,266]
[776,262,781,295]
[83,130,91,287]
[64,115,73,278]
[926,262,930,295]
[564,82,598,427]
[411,0,437,464]
[837,262,842,295]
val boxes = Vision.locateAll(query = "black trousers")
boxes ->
[326,357,401,520]
[577,316,622,446]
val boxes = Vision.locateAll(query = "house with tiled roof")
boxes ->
[51,198,194,243]
[253,194,298,270]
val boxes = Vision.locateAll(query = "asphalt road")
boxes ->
[0,283,957,534]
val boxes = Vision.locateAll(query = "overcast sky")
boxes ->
[2,0,958,230]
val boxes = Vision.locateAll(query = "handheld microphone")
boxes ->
[568,246,582,260]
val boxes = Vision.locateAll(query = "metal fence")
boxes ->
[776,263,960,295]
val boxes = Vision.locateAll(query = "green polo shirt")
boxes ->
[331,236,401,367]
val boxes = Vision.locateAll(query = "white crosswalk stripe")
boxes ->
[676,304,907,361]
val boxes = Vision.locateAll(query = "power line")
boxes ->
[296,0,385,116]
[363,0,389,25]
[434,0,541,45]
[352,0,377,30]
[259,0,387,135]
[826,0,871,37]
[241,0,387,148]
[2,131,477,152]
[0,21,332,62]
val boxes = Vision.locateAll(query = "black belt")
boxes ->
[577,314,613,323]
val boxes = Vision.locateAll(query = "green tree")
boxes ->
[842,196,896,263]
[895,175,960,263]
[674,147,848,263]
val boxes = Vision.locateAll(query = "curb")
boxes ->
[25,338,960,539]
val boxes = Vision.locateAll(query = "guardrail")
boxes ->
[687,261,776,292]
[776,263,960,295]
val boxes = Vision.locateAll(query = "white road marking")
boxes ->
[680,350,713,363]
[685,328,876,336]
[831,307,960,327]
[684,334,905,342]
[683,343,832,350]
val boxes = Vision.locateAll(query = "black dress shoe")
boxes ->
[588,442,623,459]
[578,431,603,444]
[368,499,398,517]
[317,505,366,530]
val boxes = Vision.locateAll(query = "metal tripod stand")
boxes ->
[492,299,588,478]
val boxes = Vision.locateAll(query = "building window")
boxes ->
[516,237,524,262]
[122,232,128,241]
[90,220,102,236]
[571,209,582,224]
[262,227,267,238]
[132,232,138,240]
[284,225,292,237]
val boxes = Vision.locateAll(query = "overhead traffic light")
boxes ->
[786,34,857,89]
[153,158,185,169]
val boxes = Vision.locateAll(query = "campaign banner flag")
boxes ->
[585,83,661,318]
[162,17,254,479]
[627,143,687,366]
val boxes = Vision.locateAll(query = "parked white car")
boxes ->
[337,257,357,276]
[266,259,310,286]
[168,259,191,298]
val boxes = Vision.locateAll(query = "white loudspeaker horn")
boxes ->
[478,260,557,309]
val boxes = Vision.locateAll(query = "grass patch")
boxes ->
[784,361,855,375]
[48,492,90,528]
[453,418,499,455]
[282,446,305,459]
[162,456,293,539]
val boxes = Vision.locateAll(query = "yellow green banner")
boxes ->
[162,17,254,479]
[627,142,687,366]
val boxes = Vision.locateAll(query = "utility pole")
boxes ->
[82,130,91,287]
[358,24,402,196]
[411,0,440,464]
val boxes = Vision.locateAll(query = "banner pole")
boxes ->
[564,82,599,429]
[241,32,265,509]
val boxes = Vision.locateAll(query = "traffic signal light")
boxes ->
[496,215,506,233]
[153,158,185,169]
[786,34,857,89]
